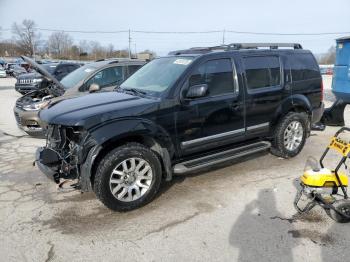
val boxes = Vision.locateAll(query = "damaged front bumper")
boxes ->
[35,125,101,191]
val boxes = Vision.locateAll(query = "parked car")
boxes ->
[15,62,82,94]
[5,63,17,76]
[14,57,146,136]
[319,65,334,75]
[0,65,6,78]
[10,64,27,78]
[35,43,324,211]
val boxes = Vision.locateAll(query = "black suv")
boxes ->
[35,43,324,211]
[15,62,82,94]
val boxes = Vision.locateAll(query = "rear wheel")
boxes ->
[326,200,350,223]
[270,112,309,158]
[94,143,162,211]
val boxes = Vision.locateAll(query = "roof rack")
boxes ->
[169,43,302,55]
[227,43,303,50]
[95,58,146,63]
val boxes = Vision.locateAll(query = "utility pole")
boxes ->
[128,29,131,59]
[222,29,225,45]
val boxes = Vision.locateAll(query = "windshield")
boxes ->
[42,64,57,74]
[60,63,98,89]
[120,57,194,95]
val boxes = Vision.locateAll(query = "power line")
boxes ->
[1,27,350,36]
[225,30,350,36]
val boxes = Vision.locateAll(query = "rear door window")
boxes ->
[288,53,320,81]
[243,56,281,91]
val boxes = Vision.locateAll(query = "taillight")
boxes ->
[321,80,324,102]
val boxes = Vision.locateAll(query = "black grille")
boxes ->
[18,79,33,84]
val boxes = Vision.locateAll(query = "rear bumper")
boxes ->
[311,102,325,124]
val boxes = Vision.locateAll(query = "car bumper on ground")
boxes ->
[13,106,47,135]
[311,102,325,124]
[35,147,59,183]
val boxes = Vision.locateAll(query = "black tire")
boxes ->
[270,112,309,158]
[93,142,162,211]
[326,200,350,223]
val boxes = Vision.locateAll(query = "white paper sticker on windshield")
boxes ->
[84,68,93,73]
[173,59,192,65]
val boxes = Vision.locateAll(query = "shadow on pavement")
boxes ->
[229,189,297,262]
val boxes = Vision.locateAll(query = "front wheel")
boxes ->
[94,143,162,211]
[270,112,309,158]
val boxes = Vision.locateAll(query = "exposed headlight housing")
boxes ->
[23,101,50,111]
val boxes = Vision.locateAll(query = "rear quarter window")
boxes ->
[243,56,281,91]
[288,53,320,81]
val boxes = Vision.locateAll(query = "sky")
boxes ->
[1,0,350,56]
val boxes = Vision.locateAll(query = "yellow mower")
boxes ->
[295,127,350,223]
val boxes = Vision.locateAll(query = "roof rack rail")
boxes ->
[95,57,146,63]
[169,43,302,55]
[226,43,303,50]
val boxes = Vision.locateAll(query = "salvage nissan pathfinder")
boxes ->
[35,43,324,211]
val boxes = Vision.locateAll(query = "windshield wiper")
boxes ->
[122,88,147,96]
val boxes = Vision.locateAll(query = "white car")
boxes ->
[0,66,6,78]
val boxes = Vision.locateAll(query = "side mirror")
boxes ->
[89,83,101,93]
[186,84,208,98]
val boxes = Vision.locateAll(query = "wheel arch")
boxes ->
[269,95,312,137]
[88,119,175,188]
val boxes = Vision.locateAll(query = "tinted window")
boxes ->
[67,65,79,73]
[127,65,142,77]
[42,64,58,74]
[56,65,68,74]
[86,66,124,90]
[289,53,320,81]
[243,56,281,90]
[189,59,234,96]
[60,64,99,89]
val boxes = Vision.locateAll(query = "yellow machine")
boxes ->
[295,127,350,223]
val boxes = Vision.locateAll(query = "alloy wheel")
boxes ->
[109,157,153,202]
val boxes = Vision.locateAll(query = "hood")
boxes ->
[39,92,158,128]
[17,72,42,80]
[21,56,65,92]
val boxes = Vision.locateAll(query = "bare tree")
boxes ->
[48,31,73,58]
[12,19,40,56]
[106,44,115,58]
[319,46,336,65]
[89,41,106,59]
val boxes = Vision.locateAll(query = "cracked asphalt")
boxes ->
[1,76,350,262]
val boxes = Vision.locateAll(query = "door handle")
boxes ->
[232,104,240,111]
